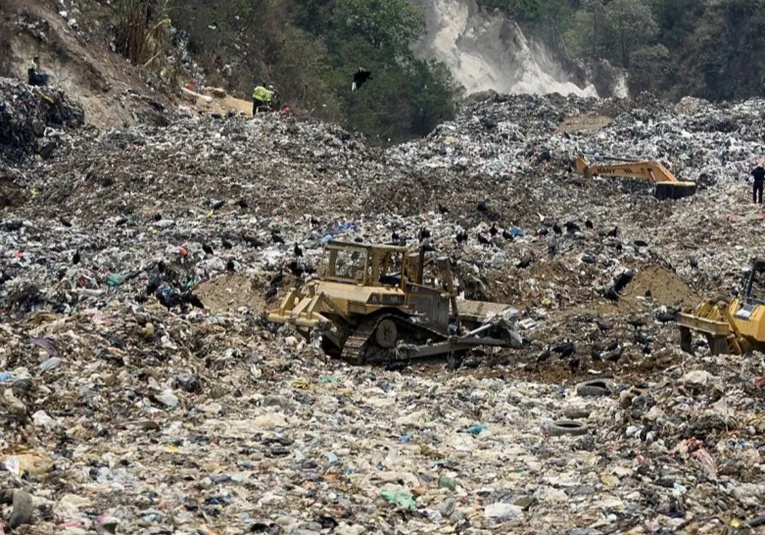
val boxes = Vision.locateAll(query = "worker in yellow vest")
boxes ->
[252,84,275,115]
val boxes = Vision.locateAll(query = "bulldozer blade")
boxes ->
[654,183,696,200]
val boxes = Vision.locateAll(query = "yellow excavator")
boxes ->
[575,154,697,200]
[266,240,523,364]
[678,258,765,355]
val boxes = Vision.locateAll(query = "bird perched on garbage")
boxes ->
[456,230,468,243]
[634,239,649,247]
[489,223,498,237]
[585,219,593,230]
[3,220,23,232]
[271,231,285,245]
[310,217,321,227]
[202,243,214,256]
[264,285,278,301]
[221,237,233,249]
[565,221,581,234]
[242,233,265,248]
[552,223,562,235]
[293,242,303,257]
[72,250,80,265]
[418,228,431,242]
[438,204,449,214]
[536,349,551,362]
[502,228,514,241]
[211,199,225,210]
[552,341,575,358]
[269,268,284,288]
[236,198,248,209]
[595,318,612,331]
[60,216,73,228]
[226,258,236,272]
[477,233,491,245]
[351,68,372,91]
[607,226,619,238]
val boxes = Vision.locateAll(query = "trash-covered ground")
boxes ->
[2,78,765,533]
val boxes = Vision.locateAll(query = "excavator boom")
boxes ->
[575,154,697,200]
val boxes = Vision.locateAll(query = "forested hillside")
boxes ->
[480,0,765,101]
[163,0,459,144]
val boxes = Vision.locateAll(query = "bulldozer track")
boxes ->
[340,312,448,364]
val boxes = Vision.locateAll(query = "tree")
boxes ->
[605,0,658,68]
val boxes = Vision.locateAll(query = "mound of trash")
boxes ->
[0,77,84,163]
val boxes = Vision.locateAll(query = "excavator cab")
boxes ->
[575,154,697,200]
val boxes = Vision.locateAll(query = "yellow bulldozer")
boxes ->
[266,240,523,364]
[575,153,697,200]
[678,258,765,355]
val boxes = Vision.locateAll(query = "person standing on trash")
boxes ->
[27,56,46,87]
[752,162,765,205]
[251,83,275,115]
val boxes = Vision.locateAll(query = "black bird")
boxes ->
[613,270,635,294]
[645,289,652,299]
[60,217,73,228]
[456,231,468,243]
[418,228,431,241]
[489,223,498,237]
[293,242,303,257]
[351,68,372,91]
[634,239,648,247]
[386,360,410,372]
[445,353,463,371]
[264,286,278,300]
[585,219,593,230]
[605,348,623,362]
[156,287,182,310]
[271,232,285,245]
[146,272,162,296]
[536,349,551,362]
[72,250,80,265]
[310,217,321,227]
[552,223,562,235]
[243,234,265,248]
[211,200,225,210]
[226,259,236,272]
[565,221,581,233]
[595,319,612,331]
[270,269,284,288]
[516,256,533,269]
[477,234,491,245]
[605,339,619,352]
[202,243,214,256]
[537,227,548,237]
[502,228,513,240]
[182,291,205,309]
[568,357,581,372]
[236,198,248,209]
[477,200,489,212]
[615,242,623,254]
[115,217,128,227]
[552,341,575,358]
[633,331,651,345]
[607,226,618,238]
[152,213,162,222]
[392,231,400,243]
[354,237,364,243]
[591,347,603,362]
[438,204,449,214]
[222,238,233,249]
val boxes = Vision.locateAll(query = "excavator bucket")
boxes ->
[655,182,697,201]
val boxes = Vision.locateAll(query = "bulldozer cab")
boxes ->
[317,241,454,294]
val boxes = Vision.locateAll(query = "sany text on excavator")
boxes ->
[678,258,765,355]
[575,153,697,200]
[266,240,523,364]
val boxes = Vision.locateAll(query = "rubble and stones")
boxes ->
[2,77,765,533]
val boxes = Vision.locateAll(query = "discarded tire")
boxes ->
[549,420,589,437]
[575,379,614,397]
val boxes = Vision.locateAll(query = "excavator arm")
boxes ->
[575,154,697,200]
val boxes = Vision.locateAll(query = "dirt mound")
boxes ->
[621,264,699,308]
[194,274,268,315]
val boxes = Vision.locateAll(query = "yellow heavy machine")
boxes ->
[678,258,765,355]
[575,154,697,200]
[266,240,523,364]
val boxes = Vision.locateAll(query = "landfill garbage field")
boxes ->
[3,77,765,534]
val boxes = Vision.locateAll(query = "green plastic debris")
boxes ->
[319,376,340,384]
[105,273,124,287]
[379,489,416,510]
[438,474,457,490]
